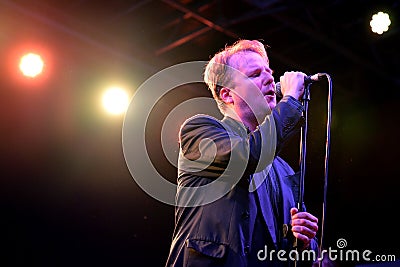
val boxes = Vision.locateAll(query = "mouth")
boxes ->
[264,89,275,98]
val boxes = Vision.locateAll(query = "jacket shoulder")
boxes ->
[179,114,224,136]
[181,114,222,127]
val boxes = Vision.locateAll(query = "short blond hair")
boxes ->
[204,39,269,113]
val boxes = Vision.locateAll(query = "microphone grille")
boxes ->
[275,82,283,98]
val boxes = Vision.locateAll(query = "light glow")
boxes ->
[102,87,130,115]
[19,53,44,78]
[370,11,391,34]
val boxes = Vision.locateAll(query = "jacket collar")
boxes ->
[221,116,250,138]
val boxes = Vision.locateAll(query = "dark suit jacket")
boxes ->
[165,96,318,267]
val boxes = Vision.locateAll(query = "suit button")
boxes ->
[241,211,250,219]
[243,246,250,255]
[283,224,289,238]
[244,245,250,255]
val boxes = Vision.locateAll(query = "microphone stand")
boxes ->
[293,82,312,267]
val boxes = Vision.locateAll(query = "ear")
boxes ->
[219,87,234,104]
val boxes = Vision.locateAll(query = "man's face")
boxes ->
[227,51,276,117]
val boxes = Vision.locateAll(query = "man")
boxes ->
[165,39,319,266]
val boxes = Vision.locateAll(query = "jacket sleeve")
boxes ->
[178,114,275,182]
[272,95,304,154]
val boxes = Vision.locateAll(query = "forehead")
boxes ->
[228,51,268,71]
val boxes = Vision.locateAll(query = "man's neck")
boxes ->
[224,108,257,132]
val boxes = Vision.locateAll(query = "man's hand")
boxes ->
[279,71,306,100]
[290,207,318,249]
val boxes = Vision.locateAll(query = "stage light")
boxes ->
[370,11,391,34]
[19,53,44,78]
[102,87,130,115]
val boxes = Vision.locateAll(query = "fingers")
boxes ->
[279,71,306,100]
[291,221,318,250]
[291,207,318,222]
[292,232,311,249]
[292,223,318,239]
[290,207,298,216]
[291,215,318,233]
[290,207,319,241]
[292,211,318,223]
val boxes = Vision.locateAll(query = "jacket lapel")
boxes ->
[252,169,277,246]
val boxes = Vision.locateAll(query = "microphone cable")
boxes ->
[317,73,332,266]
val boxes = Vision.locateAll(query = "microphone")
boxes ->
[275,73,324,98]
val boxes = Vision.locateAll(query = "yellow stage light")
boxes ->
[102,87,130,115]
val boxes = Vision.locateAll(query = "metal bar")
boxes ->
[161,0,239,39]
[155,26,211,55]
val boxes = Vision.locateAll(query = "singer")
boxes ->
[165,39,319,267]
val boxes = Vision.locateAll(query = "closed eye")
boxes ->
[248,70,261,78]
[248,67,273,78]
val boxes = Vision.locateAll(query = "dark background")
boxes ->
[1,1,399,266]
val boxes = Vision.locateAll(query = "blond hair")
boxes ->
[204,39,269,113]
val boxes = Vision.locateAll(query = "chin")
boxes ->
[268,101,276,110]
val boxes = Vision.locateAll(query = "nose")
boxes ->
[261,70,274,86]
